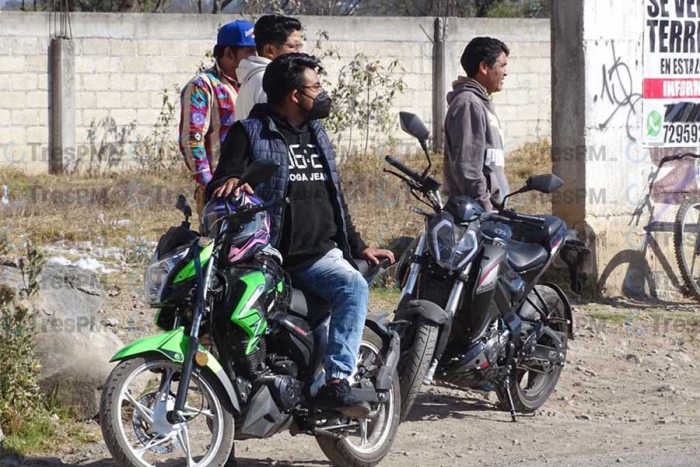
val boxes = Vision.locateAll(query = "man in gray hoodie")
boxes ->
[235,15,303,121]
[444,37,510,212]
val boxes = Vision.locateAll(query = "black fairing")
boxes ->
[268,313,315,376]
[444,195,484,224]
[156,225,199,258]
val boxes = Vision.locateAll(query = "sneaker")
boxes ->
[314,379,371,419]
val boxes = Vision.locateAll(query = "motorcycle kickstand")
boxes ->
[502,375,517,423]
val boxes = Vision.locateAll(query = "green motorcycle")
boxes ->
[99,160,402,467]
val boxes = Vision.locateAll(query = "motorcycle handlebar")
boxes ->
[484,210,546,227]
[385,155,422,182]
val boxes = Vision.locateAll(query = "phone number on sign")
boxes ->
[663,123,700,144]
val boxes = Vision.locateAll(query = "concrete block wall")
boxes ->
[0,12,551,174]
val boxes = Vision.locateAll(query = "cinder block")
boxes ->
[11,37,38,55]
[137,40,163,56]
[75,56,110,74]
[12,109,40,126]
[26,126,48,143]
[11,73,38,91]
[137,74,164,91]
[0,109,10,126]
[137,108,161,125]
[26,56,48,73]
[102,92,123,109]
[146,56,177,74]
[110,74,137,91]
[518,42,543,58]
[120,91,151,109]
[109,57,123,73]
[110,108,138,125]
[110,39,137,56]
[506,89,529,105]
[76,91,96,109]
[37,74,48,90]
[122,57,148,73]
[189,40,212,57]
[81,39,110,55]
[82,74,111,91]
[176,57,200,74]
[82,109,108,127]
[0,56,26,73]
[0,91,27,109]
[165,41,191,57]
[25,91,48,108]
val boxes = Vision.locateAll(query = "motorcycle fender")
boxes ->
[394,299,449,325]
[541,282,575,340]
[366,312,400,391]
[110,327,241,415]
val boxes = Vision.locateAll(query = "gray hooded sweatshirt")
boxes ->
[234,56,271,122]
[443,77,509,212]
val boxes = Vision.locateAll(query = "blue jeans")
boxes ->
[289,248,369,380]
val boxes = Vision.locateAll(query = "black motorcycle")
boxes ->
[385,112,589,421]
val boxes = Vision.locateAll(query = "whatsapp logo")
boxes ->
[647,110,663,137]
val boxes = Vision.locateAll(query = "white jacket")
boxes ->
[235,56,271,121]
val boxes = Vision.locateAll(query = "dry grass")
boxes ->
[0,139,553,254]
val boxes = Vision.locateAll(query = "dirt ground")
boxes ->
[14,286,700,467]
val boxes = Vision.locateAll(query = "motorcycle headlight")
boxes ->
[430,217,478,271]
[144,247,190,307]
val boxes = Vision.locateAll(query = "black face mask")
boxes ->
[300,90,332,120]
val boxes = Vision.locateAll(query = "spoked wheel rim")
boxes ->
[342,340,395,456]
[115,360,225,467]
[678,202,700,292]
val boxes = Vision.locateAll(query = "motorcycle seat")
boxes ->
[510,215,564,244]
[288,259,374,323]
[506,240,549,272]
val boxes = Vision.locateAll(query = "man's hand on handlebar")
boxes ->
[359,247,396,266]
[213,177,254,198]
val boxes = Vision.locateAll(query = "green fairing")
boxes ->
[110,327,224,374]
[231,272,268,355]
[173,242,214,283]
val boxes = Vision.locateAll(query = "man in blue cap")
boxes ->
[178,20,257,226]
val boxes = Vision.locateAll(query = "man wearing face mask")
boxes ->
[206,53,395,417]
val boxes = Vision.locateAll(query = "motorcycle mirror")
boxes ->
[399,112,430,144]
[399,111,433,177]
[235,160,280,191]
[525,174,564,194]
[175,194,193,219]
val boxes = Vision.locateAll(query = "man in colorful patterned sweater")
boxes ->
[179,20,257,226]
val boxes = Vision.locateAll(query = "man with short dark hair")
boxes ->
[444,36,510,212]
[234,15,303,121]
[179,20,257,223]
[207,53,394,417]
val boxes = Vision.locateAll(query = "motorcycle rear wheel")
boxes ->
[496,286,567,413]
[316,328,401,467]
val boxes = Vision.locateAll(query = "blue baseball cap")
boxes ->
[217,20,256,48]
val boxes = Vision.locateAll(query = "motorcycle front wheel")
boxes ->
[100,356,235,467]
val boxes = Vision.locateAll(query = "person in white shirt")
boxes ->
[234,15,303,121]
